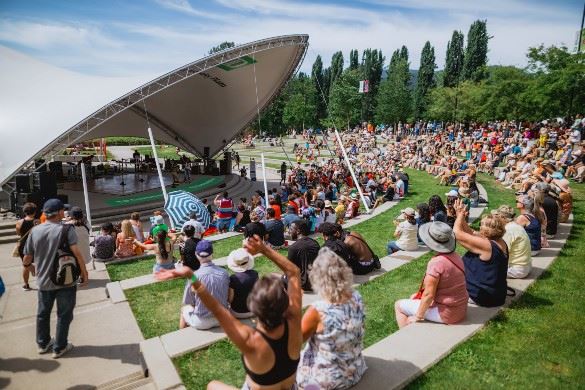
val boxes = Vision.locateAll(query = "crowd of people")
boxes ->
[13,116,582,383]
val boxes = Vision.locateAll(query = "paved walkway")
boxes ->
[0,242,151,389]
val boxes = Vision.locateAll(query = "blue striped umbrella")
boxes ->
[164,190,211,229]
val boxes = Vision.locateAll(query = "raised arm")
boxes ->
[453,199,491,258]
[244,235,302,319]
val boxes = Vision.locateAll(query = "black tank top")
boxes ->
[18,219,36,257]
[242,321,299,386]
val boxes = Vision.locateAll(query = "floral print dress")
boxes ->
[297,290,367,389]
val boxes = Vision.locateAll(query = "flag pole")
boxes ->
[261,153,269,221]
[147,127,173,229]
[333,129,370,213]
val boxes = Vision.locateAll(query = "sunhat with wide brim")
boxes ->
[418,222,456,253]
[227,248,255,273]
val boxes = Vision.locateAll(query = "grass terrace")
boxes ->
[173,169,480,388]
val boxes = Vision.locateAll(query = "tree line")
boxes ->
[218,20,585,134]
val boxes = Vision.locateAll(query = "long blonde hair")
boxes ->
[120,219,136,238]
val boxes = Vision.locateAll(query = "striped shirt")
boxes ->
[182,262,229,318]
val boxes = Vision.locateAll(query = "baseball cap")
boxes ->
[401,207,416,216]
[43,198,65,216]
[70,206,83,219]
[445,189,459,197]
[195,240,213,258]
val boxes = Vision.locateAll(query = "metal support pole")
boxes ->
[148,127,168,205]
[80,162,92,233]
[261,153,269,220]
[333,129,370,213]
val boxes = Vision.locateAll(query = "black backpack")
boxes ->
[51,224,81,286]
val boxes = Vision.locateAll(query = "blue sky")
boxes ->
[0,0,582,76]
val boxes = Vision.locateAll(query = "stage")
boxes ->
[62,172,174,196]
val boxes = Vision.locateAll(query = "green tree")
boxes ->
[376,52,411,125]
[283,73,316,130]
[327,69,362,130]
[208,41,235,54]
[360,48,385,121]
[311,55,327,123]
[349,49,359,70]
[427,81,483,122]
[400,45,409,62]
[443,30,465,87]
[523,45,585,118]
[462,20,490,82]
[413,41,436,119]
[329,51,345,90]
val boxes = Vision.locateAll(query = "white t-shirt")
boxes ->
[503,221,532,268]
[395,221,419,251]
[182,219,205,238]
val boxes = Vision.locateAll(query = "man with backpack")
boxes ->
[22,198,89,359]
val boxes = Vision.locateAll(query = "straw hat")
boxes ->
[418,222,456,253]
[227,248,255,273]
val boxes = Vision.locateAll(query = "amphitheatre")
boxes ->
[0,3,584,390]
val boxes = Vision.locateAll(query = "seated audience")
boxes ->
[195,236,302,390]
[227,248,259,319]
[387,207,419,254]
[180,240,229,330]
[454,199,509,307]
[533,182,559,238]
[287,219,320,291]
[515,195,541,256]
[182,211,205,239]
[134,230,175,272]
[297,247,367,389]
[339,224,382,274]
[395,221,468,327]
[428,195,448,223]
[67,206,91,264]
[244,211,266,240]
[130,212,145,242]
[115,219,137,258]
[265,208,286,249]
[319,222,354,265]
[283,205,301,231]
[492,205,532,279]
[92,222,116,261]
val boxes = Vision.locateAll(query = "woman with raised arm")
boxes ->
[200,235,302,390]
[453,199,509,307]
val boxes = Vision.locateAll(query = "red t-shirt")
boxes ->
[426,252,468,324]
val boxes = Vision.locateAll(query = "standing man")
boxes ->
[280,161,287,186]
[23,199,89,358]
[214,191,234,233]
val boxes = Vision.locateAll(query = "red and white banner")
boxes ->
[358,80,369,93]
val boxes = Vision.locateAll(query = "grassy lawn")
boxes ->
[173,169,479,388]
[135,146,195,159]
[408,182,585,389]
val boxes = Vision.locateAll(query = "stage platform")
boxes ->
[62,172,174,196]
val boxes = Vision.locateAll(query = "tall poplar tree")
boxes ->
[311,55,327,123]
[376,48,411,124]
[413,41,436,119]
[349,49,359,70]
[330,51,345,90]
[443,30,465,87]
[360,48,385,121]
[463,20,489,82]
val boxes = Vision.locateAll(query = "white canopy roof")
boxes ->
[0,35,308,186]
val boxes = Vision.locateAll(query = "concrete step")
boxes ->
[0,228,16,237]
[0,234,19,244]
[96,371,154,390]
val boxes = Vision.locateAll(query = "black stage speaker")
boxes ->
[212,166,220,176]
[34,171,57,198]
[203,147,210,159]
[192,164,201,175]
[15,174,32,193]
[48,161,64,180]
[12,192,43,217]
[219,159,229,175]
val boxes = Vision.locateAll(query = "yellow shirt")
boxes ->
[503,222,532,268]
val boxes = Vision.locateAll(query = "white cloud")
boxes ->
[153,0,224,19]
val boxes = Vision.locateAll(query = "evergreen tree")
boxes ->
[322,67,331,105]
[360,49,385,121]
[400,45,409,62]
[330,51,344,89]
[443,30,465,87]
[311,55,327,123]
[283,73,316,130]
[349,49,359,70]
[376,53,411,125]
[208,41,235,54]
[413,41,436,119]
[327,69,362,130]
[462,20,489,82]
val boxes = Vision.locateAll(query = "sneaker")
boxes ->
[373,257,382,270]
[38,339,54,354]
[52,343,73,359]
[22,284,32,291]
